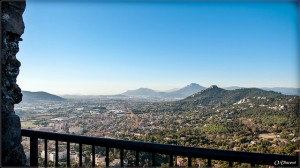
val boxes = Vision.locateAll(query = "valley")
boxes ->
[17,85,299,167]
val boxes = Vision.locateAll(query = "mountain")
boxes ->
[224,86,299,96]
[21,91,66,102]
[121,83,206,99]
[168,83,205,98]
[261,87,300,96]
[177,85,285,109]
[121,88,167,98]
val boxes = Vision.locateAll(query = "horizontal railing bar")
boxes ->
[21,129,298,166]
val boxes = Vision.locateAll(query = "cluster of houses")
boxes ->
[39,150,125,167]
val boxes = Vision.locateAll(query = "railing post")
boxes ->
[44,139,48,167]
[152,153,156,167]
[106,146,109,167]
[67,142,70,167]
[169,154,173,167]
[120,148,124,167]
[135,150,139,166]
[229,160,233,167]
[30,137,38,167]
[92,145,95,167]
[208,158,212,167]
[55,140,59,167]
[188,156,192,167]
[79,143,83,167]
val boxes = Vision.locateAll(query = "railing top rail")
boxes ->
[21,129,298,166]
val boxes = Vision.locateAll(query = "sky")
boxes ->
[17,0,299,95]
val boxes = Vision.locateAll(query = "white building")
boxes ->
[74,154,85,165]
[70,151,85,165]
[41,150,67,162]
[24,150,30,160]
[90,154,106,166]
[110,159,121,167]
[69,126,83,134]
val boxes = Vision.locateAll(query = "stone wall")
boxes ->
[1,1,26,166]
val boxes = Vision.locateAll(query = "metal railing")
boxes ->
[21,129,298,167]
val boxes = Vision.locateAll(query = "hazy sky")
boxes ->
[17,0,299,95]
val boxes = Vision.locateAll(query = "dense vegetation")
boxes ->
[125,87,299,157]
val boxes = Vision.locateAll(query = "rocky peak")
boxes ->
[191,85,223,97]
[208,85,219,89]
[188,83,198,86]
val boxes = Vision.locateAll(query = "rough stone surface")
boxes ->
[1,1,27,166]
[2,2,25,35]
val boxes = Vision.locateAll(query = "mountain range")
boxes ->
[122,84,299,98]
[261,87,300,96]
[21,83,299,102]
[121,83,205,99]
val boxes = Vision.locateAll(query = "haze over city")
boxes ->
[17,1,299,95]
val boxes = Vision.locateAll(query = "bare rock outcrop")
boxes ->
[1,1,26,166]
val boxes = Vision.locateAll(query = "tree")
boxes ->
[284,145,296,154]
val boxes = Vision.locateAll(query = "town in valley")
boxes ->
[17,85,299,167]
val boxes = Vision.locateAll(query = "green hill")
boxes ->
[179,85,284,109]
[21,91,65,103]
